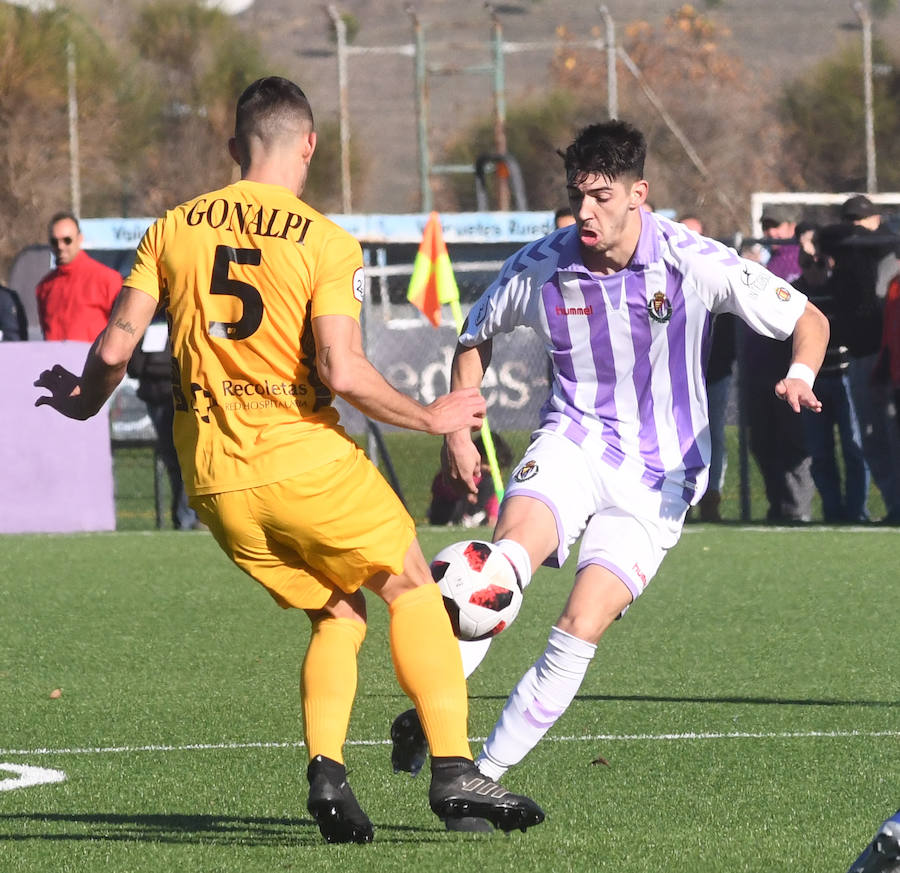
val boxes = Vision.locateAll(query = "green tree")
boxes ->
[301,117,368,214]
[0,4,121,274]
[440,5,787,236]
[554,5,787,235]
[122,0,268,215]
[871,0,898,18]
[779,40,900,192]
[119,1,355,218]
[441,90,581,212]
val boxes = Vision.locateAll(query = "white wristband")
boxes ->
[785,362,815,389]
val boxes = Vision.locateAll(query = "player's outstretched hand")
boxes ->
[441,429,482,499]
[34,364,89,420]
[774,377,822,414]
[424,387,486,436]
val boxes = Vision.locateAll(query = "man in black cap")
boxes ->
[819,194,900,522]
[841,194,883,228]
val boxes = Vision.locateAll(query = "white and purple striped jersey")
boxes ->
[459,211,808,504]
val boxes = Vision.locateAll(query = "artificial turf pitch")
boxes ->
[2,525,897,872]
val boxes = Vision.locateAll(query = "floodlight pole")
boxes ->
[66,38,81,217]
[852,1,877,193]
[489,6,510,212]
[599,4,618,118]
[327,5,352,212]
[409,9,432,213]
[11,1,81,215]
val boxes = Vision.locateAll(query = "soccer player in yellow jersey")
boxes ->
[34,76,544,843]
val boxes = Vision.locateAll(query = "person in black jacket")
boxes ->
[818,195,900,523]
[0,284,27,341]
[127,320,200,530]
[701,311,735,521]
[795,232,869,522]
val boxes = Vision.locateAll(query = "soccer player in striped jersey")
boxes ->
[34,76,545,842]
[393,120,829,799]
[846,806,900,873]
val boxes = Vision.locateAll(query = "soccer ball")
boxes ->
[430,540,523,641]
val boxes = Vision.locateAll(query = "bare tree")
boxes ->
[550,5,796,235]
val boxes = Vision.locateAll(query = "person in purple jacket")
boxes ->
[742,205,817,522]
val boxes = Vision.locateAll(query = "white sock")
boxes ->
[476,625,596,780]
[458,637,492,678]
[494,538,533,590]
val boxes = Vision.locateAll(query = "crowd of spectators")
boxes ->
[8,199,900,525]
[705,194,900,524]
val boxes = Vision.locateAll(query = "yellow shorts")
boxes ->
[191,446,416,610]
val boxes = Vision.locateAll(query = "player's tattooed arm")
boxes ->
[35,286,158,420]
[113,316,138,335]
[312,312,485,434]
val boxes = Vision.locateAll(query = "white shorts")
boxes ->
[504,431,689,603]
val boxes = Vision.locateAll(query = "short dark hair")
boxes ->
[560,120,647,187]
[234,76,314,153]
[47,211,79,236]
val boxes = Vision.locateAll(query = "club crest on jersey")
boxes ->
[775,286,791,302]
[647,291,672,323]
[513,460,539,482]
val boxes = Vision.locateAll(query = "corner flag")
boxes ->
[406,212,460,327]
[407,211,505,502]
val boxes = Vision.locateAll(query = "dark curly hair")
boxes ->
[559,120,646,187]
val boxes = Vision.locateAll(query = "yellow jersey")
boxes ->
[125,179,365,495]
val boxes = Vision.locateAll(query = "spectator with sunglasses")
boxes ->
[35,212,122,342]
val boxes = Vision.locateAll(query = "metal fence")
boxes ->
[103,216,891,529]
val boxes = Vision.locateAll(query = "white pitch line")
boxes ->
[0,763,67,791]
[680,525,898,534]
[1,728,899,758]
[544,729,900,741]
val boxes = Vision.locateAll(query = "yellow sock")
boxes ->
[389,584,472,760]
[301,616,366,764]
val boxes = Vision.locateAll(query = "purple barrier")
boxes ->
[1,342,115,533]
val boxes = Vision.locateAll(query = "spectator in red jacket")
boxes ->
[876,272,900,435]
[36,212,122,341]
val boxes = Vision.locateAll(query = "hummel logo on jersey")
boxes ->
[460,777,509,799]
[741,264,769,293]
[555,304,593,316]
